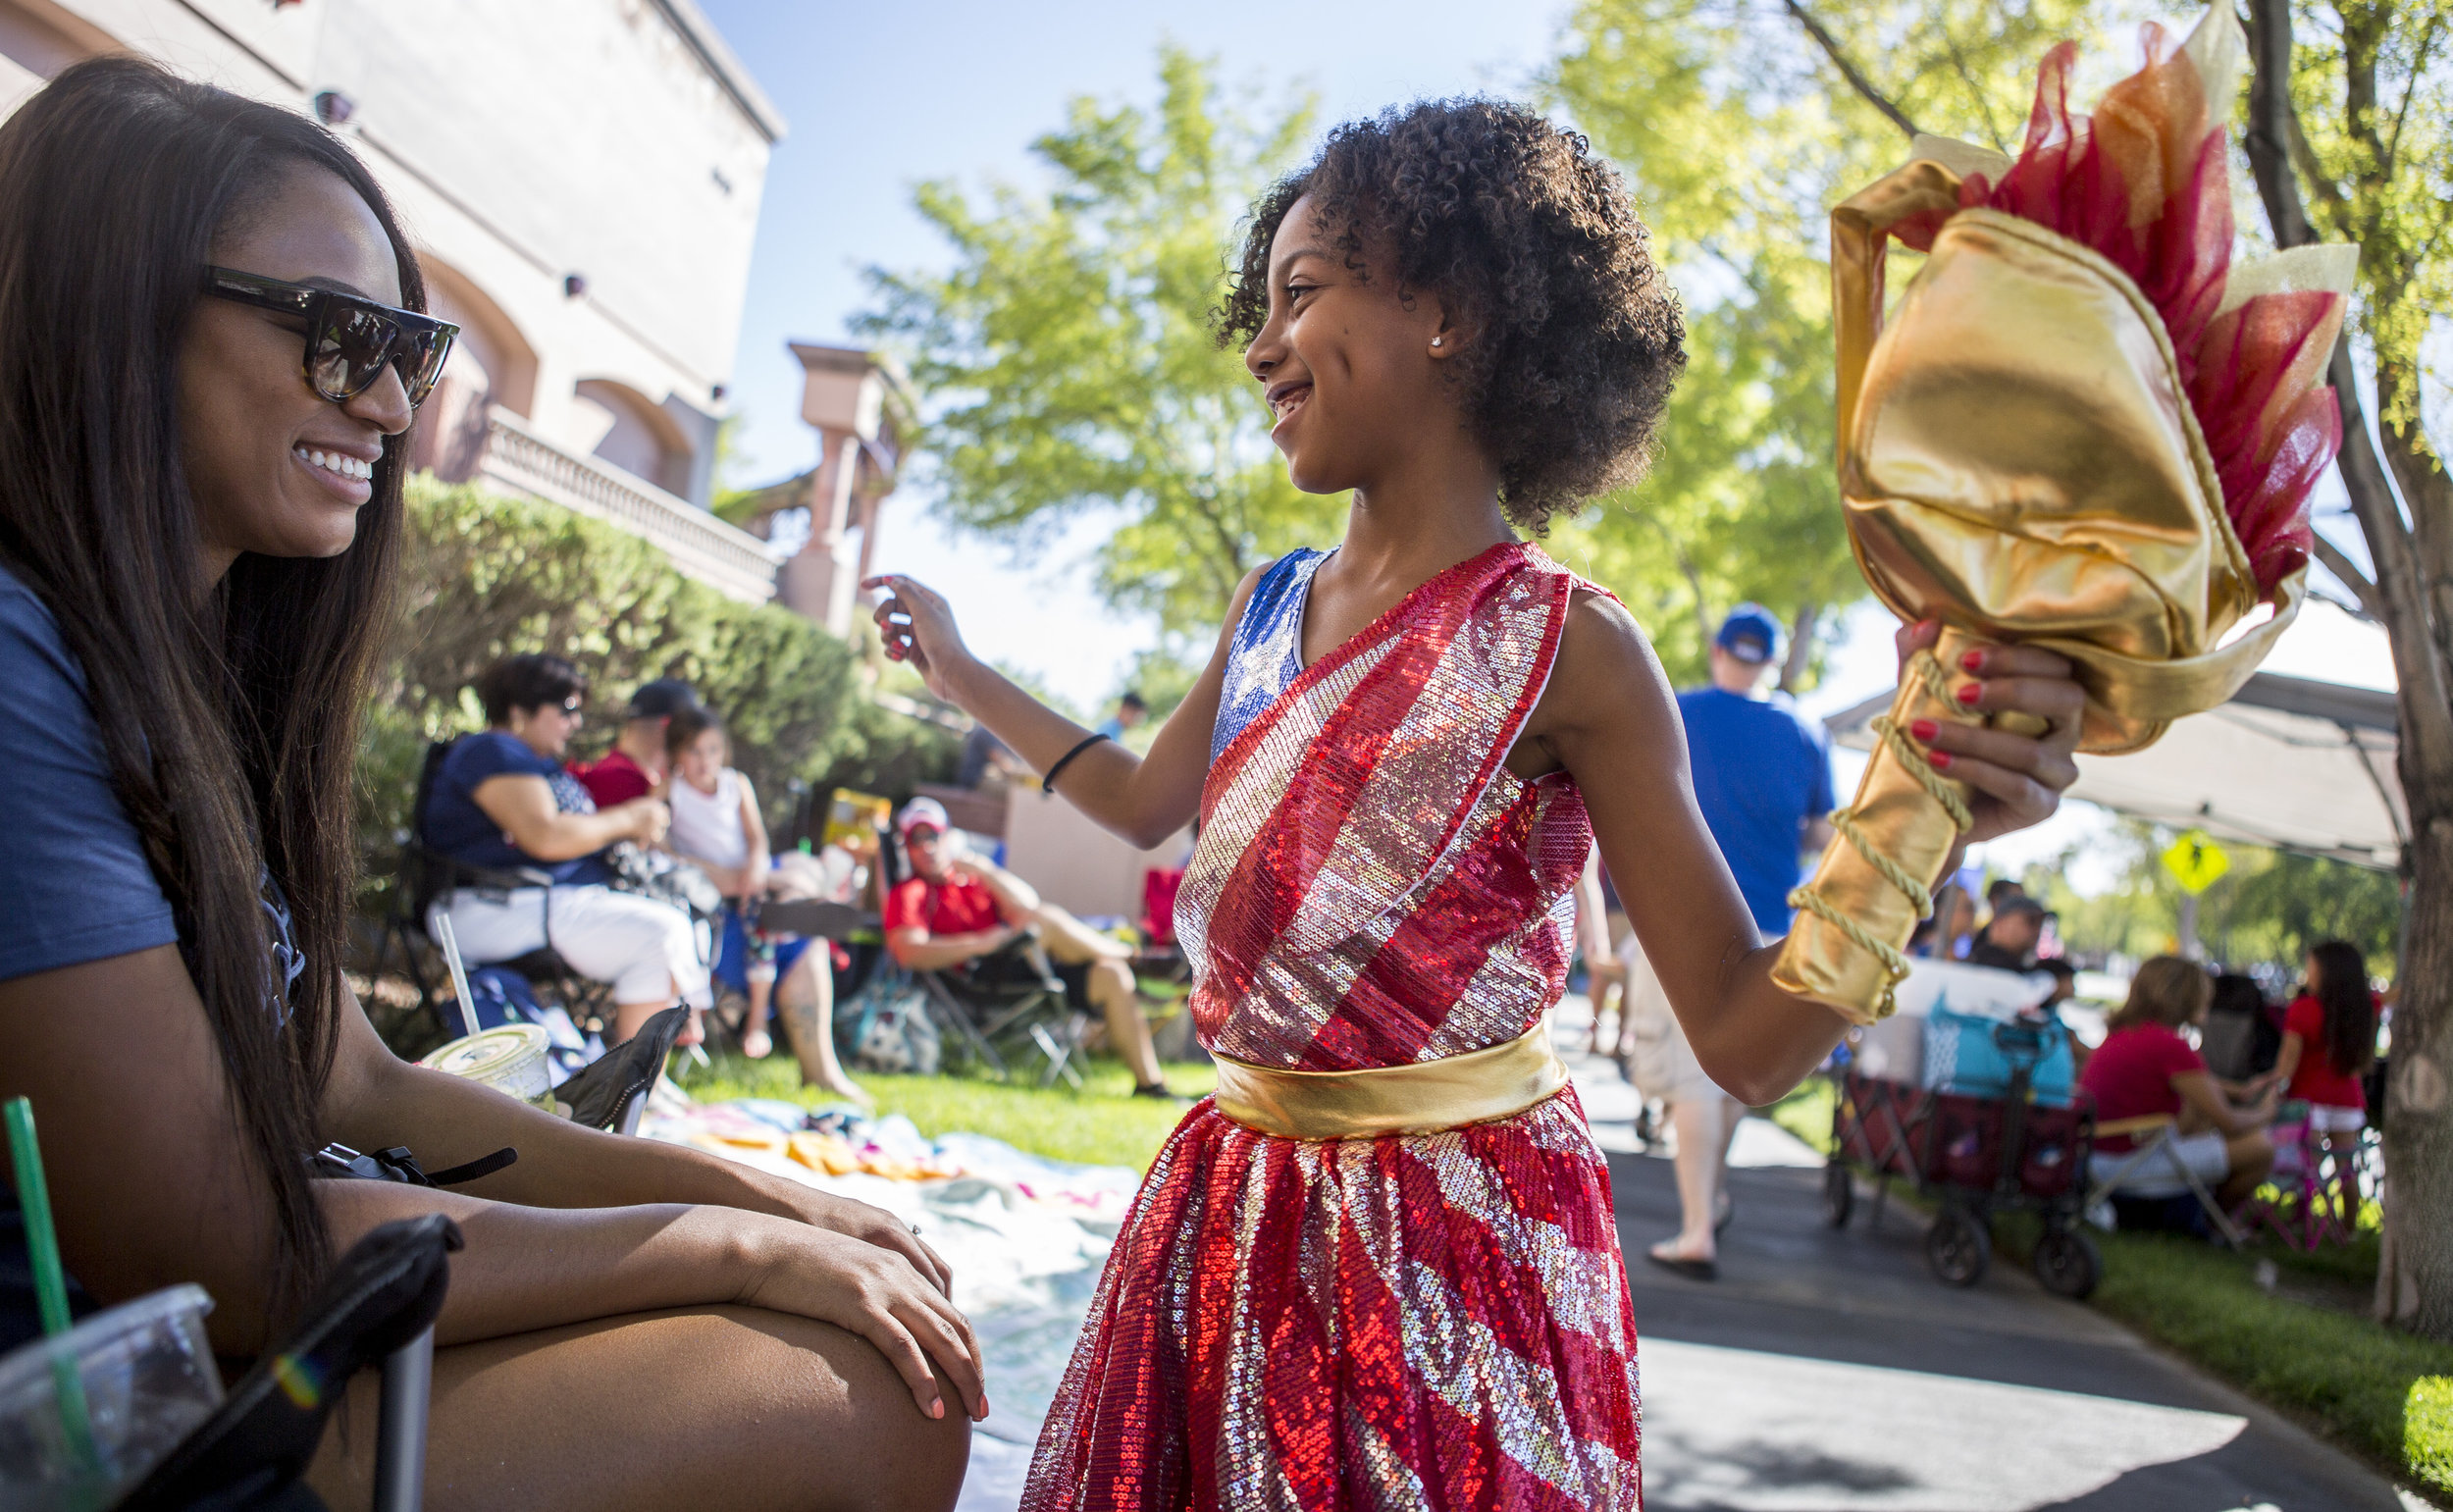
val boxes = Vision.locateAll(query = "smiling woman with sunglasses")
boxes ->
[0,58,975,1511]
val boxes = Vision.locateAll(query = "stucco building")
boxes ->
[0,0,784,601]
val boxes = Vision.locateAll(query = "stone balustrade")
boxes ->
[477,405,778,603]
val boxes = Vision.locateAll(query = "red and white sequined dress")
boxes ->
[1021,541,1643,1510]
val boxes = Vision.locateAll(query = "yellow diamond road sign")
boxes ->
[2163,831,2230,895]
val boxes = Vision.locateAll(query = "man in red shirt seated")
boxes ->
[882,798,1175,1099]
[570,678,698,808]
[2080,955,2276,1210]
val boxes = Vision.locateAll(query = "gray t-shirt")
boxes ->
[0,563,182,1351]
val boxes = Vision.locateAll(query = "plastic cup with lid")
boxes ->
[0,1283,222,1509]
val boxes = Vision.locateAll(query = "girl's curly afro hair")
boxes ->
[1219,99,1687,533]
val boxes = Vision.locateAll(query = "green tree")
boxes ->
[857,51,1339,637]
[1545,0,2101,687]
[2239,0,2453,1334]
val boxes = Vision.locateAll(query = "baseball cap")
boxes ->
[897,796,951,840]
[1994,894,2048,921]
[1713,603,1783,665]
[625,678,700,720]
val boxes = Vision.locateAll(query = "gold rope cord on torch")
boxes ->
[1782,645,1976,1019]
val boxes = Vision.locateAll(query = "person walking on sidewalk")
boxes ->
[1642,603,1837,1279]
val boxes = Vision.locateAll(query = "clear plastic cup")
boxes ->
[0,1284,222,1510]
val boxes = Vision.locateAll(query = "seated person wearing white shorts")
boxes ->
[2079,956,2275,1211]
[421,652,709,1046]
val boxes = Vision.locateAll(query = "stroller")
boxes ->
[1825,1013,2103,1297]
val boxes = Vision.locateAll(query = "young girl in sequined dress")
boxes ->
[868,99,2088,1509]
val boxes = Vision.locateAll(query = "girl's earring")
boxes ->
[1431,337,1444,348]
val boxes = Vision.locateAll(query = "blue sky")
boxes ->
[697,0,1571,707]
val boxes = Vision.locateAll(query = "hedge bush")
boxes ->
[355,479,956,910]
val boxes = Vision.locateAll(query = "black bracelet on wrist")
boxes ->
[1041,731,1113,793]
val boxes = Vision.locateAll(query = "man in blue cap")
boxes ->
[1626,602,1835,1279]
[1683,604,1836,928]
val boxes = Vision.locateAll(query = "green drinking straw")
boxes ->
[5,1097,100,1482]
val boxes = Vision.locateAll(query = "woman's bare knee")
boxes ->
[307,1306,967,1512]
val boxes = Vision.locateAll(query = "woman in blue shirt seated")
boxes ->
[0,59,977,1510]
[423,652,710,1048]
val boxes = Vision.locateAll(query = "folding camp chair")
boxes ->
[120,1216,459,1512]
[374,739,622,1044]
[2240,1103,2375,1251]
[2084,1114,2248,1245]
[919,939,1089,1088]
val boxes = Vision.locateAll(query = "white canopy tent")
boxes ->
[1823,670,2405,870]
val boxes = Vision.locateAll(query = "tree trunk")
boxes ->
[1777,601,1818,693]
[2381,813,2453,1330]
[2242,0,2453,1337]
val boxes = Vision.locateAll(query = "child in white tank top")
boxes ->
[666,708,777,1053]
[665,708,866,1099]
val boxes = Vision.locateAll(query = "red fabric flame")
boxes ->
[1940,26,2344,593]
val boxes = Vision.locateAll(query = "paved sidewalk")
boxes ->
[1575,1048,2429,1511]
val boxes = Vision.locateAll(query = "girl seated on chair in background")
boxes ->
[664,704,870,1103]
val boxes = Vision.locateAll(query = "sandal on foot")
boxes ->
[1644,1245,1718,1281]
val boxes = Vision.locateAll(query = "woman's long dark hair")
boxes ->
[2310,939,2377,1079]
[0,58,422,1312]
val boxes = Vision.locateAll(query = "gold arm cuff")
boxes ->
[1210,1021,1570,1142]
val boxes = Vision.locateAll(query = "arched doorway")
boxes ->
[571,378,694,497]
[411,257,539,482]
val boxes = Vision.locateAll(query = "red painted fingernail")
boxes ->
[1909,719,1939,743]
[1960,650,1985,673]
[1928,751,1953,769]
[1955,682,1981,705]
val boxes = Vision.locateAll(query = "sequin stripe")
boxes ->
[1022,1121,1211,1512]
[1410,1122,1630,1345]
[1206,901,1408,1065]
[1195,1132,1297,1510]
[1191,599,1496,1021]
[1466,1108,1629,1258]
[1190,544,1546,989]
[1419,900,1572,1062]
[1391,1141,1633,1453]
[1270,1135,1634,1508]
[1420,1390,1621,1512]
[1308,779,1554,1068]
[1176,636,1400,994]
[1333,1131,1640,1502]
[1402,1263,1640,1507]
[1322,1148,1438,1503]
[1252,1158,1348,1507]
[1200,542,1527,811]
[1234,770,1534,1069]
[1272,570,1563,958]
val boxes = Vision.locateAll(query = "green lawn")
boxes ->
[1764,1077,1836,1156]
[674,1050,1217,1172]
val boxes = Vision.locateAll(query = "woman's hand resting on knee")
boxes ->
[758,1185,956,1297]
[729,1210,987,1422]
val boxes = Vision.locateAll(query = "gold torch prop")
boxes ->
[1773,5,2355,1023]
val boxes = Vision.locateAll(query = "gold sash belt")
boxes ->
[1210,1021,1570,1141]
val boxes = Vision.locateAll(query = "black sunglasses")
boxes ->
[202,267,459,408]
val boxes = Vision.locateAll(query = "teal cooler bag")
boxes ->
[1923,1004,2073,1106]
